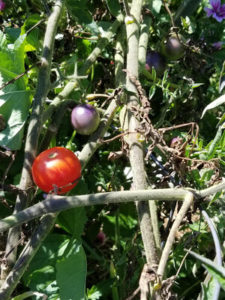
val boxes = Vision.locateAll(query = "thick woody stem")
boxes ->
[123,0,159,266]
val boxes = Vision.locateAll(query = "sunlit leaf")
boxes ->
[188,250,225,291]
[56,239,87,300]
[152,0,162,14]
[201,95,225,118]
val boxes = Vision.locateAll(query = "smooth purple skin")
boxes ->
[146,51,166,76]
[96,231,106,244]
[71,104,100,135]
[0,1,5,11]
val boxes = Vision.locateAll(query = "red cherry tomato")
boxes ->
[32,147,81,194]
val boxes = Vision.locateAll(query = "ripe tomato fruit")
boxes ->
[32,147,81,194]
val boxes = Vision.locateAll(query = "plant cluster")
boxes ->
[0,0,225,300]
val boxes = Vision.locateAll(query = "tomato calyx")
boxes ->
[49,177,81,194]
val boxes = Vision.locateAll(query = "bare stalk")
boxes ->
[138,13,162,254]
[0,189,192,233]
[157,192,194,279]
[123,0,159,267]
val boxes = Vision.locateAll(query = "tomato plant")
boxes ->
[32,147,81,194]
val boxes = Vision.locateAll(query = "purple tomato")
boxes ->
[71,104,100,135]
[146,51,166,77]
[162,36,185,60]
[0,1,5,11]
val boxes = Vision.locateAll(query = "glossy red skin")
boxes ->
[32,147,81,194]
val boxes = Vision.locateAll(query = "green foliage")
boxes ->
[56,239,87,300]
[105,0,121,17]
[0,30,31,150]
[188,250,225,291]
[65,0,92,24]
[2,0,225,299]
[23,235,87,300]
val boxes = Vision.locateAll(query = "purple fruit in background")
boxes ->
[162,35,185,60]
[71,104,100,135]
[96,231,106,244]
[170,137,183,148]
[146,51,166,77]
[0,0,5,11]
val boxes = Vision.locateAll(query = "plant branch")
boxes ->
[157,192,194,279]
[0,213,56,300]
[0,189,192,234]
[1,0,63,279]
[123,0,159,272]
[138,11,162,256]
[0,19,124,289]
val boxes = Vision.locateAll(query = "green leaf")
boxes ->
[174,0,201,25]
[0,90,31,150]
[191,83,204,89]
[4,28,21,44]
[23,234,69,299]
[219,61,225,93]
[188,250,225,291]
[201,95,225,119]
[0,30,31,150]
[201,276,221,300]
[65,0,92,24]
[57,207,87,238]
[152,0,162,14]
[87,286,102,300]
[21,14,42,52]
[56,239,87,300]
[0,30,7,49]
[105,0,121,17]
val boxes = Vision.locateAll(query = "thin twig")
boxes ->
[125,287,140,300]
[123,0,130,16]
[0,65,36,90]
[163,0,175,29]
[42,14,124,124]
[157,192,194,279]
[26,19,45,35]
